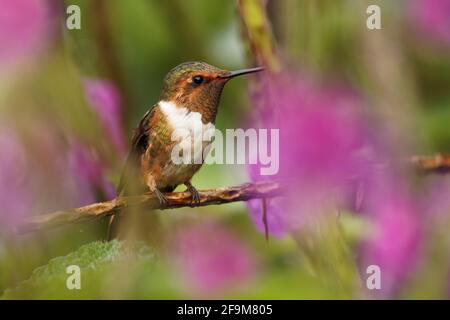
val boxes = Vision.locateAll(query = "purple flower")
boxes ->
[0,127,33,231]
[409,0,450,45]
[246,198,288,238]
[246,74,424,299]
[360,188,422,298]
[169,221,256,295]
[423,176,450,219]
[0,0,51,69]
[66,140,116,206]
[84,78,126,157]
[247,75,371,236]
[0,124,115,234]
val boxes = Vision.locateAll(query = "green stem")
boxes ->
[236,0,282,72]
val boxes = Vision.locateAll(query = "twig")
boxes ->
[16,181,285,234]
[237,0,281,71]
[410,154,450,173]
[261,197,269,241]
[13,154,450,234]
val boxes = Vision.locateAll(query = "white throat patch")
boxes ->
[159,100,213,132]
[159,100,215,163]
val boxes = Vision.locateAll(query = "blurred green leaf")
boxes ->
[1,240,157,299]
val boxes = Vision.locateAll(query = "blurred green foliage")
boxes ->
[2,241,158,299]
[1,237,350,299]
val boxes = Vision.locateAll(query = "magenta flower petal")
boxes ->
[84,78,126,156]
[423,177,450,219]
[246,198,288,238]
[170,221,256,295]
[0,0,51,68]
[66,140,116,205]
[409,0,450,45]
[360,182,422,298]
[0,123,116,234]
[247,75,371,236]
[0,128,32,231]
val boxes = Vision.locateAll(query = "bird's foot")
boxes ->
[154,188,168,206]
[185,181,201,204]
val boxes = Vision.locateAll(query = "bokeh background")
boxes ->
[1,0,450,299]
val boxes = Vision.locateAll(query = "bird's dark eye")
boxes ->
[192,76,204,84]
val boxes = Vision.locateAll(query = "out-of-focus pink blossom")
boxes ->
[0,128,33,230]
[66,140,116,206]
[0,125,66,231]
[0,124,115,233]
[247,75,372,236]
[277,83,367,183]
[423,176,450,219]
[359,174,422,298]
[0,0,51,69]
[421,178,450,298]
[246,197,288,238]
[169,221,256,295]
[361,200,421,297]
[409,0,450,45]
[84,78,126,157]
[246,73,423,297]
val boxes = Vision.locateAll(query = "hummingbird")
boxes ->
[107,61,263,239]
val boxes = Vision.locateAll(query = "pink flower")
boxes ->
[359,175,422,298]
[247,74,372,236]
[169,221,256,295]
[409,0,450,45]
[246,197,288,238]
[0,128,33,230]
[66,140,116,206]
[84,78,126,157]
[0,124,115,234]
[423,176,450,219]
[0,0,51,69]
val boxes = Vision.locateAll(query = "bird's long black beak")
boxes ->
[219,67,264,79]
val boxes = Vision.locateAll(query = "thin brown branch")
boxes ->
[16,181,285,234]
[410,154,450,173]
[13,154,450,234]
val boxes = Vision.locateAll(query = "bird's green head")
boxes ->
[159,61,263,121]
